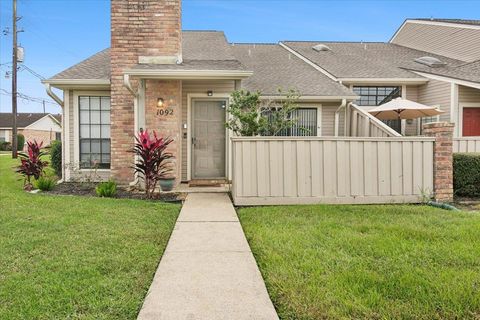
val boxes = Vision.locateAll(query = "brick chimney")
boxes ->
[110,0,182,183]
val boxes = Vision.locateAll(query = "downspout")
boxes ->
[123,74,141,186]
[44,83,65,182]
[44,83,64,107]
[334,99,347,137]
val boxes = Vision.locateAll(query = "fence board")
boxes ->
[232,137,434,205]
[453,138,480,153]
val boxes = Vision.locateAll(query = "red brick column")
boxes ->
[422,122,454,202]
[110,0,182,184]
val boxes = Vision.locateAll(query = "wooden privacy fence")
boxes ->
[232,137,435,205]
[453,137,480,153]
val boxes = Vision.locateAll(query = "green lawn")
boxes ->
[0,156,180,319]
[239,205,480,320]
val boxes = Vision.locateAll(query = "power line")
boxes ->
[0,89,57,105]
[19,64,45,80]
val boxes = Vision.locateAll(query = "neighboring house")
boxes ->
[0,113,61,149]
[41,0,480,184]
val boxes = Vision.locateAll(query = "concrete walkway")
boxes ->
[137,193,278,320]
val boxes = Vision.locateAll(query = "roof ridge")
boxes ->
[282,40,387,44]
[229,42,278,46]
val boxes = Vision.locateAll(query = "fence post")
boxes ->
[422,122,454,202]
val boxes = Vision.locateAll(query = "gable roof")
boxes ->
[281,41,464,80]
[49,31,246,81]
[405,59,480,84]
[231,44,356,97]
[0,113,61,128]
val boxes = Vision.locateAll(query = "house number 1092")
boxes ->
[156,109,174,116]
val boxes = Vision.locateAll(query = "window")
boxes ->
[353,86,402,106]
[0,130,5,142]
[79,96,110,169]
[55,132,61,141]
[268,108,318,136]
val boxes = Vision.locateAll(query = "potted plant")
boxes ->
[159,174,175,192]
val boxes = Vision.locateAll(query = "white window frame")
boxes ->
[73,91,111,172]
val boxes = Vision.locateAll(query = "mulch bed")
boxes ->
[454,197,480,211]
[47,182,185,202]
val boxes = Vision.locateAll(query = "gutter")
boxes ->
[123,69,253,79]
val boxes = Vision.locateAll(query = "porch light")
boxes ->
[157,98,164,108]
[207,90,213,96]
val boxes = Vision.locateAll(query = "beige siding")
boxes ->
[392,22,480,62]
[181,80,236,181]
[232,137,434,205]
[417,79,451,122]
[459,85,480,103]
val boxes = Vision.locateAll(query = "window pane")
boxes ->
[80,125,90,138]
[91,153,101,163]
[80,110,89,124]
[79,97,89,110]
[101,139,110,153]
[80,153,91,166]
[101,125,110,138]
[91,125,101,138]
[80,140,90,153]
[90,111,101,124]
[91,140,101,153]
[101,97,110,110]
[101,111,110,125]
[102,154,111,164]
[90,97,100,110]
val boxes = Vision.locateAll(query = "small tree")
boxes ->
[16,140,49,190]
[225,89,302,136]
[50,140,62,178]
[132,130,174,199]
[17,134,25,151]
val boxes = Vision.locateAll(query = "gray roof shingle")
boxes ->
[49,31,244,80]
[405,59,480,83]
[282,41,465,79]
[0,113,60,128]
[231,44,356,97]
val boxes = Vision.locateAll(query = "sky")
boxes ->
[0,0,479,114]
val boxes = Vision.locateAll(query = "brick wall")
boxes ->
[144,80,182,180]
[423,122,454,202]
[110,0,181,183]
[21,129,58,150]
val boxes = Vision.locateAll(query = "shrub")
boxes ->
[16,140,49,190]
[0,141,11,151]
[96,180,117,197]
[50,140,62,177]
[453,153,480,197]
[35,176,56,191]
[225,89,303,136]
[133,130,174,198]
[17,134,25,151]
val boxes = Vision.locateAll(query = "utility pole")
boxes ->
[11,0,18,158]
[42,100,45,114]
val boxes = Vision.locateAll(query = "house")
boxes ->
[0,113,61,149]
[42,0,480,184]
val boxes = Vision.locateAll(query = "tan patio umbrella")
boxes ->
[369,97,444,120]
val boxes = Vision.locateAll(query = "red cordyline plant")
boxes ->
[16,140,49,190]
[133,130,174,198]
